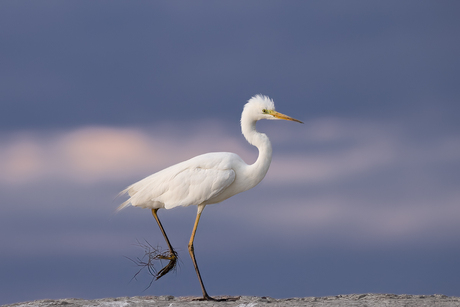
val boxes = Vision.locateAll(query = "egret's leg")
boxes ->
[188,205,214,301]
[151,208,177,279]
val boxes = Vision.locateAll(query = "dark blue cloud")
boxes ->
[1,1,459,129]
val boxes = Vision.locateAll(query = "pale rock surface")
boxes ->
[3,294,460,307]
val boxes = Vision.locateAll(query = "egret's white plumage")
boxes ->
[118,94,302,300]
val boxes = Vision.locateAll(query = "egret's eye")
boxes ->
[262,109,268,114]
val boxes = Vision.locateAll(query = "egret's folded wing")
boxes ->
[159,167,235,209]
[118,163,235,211]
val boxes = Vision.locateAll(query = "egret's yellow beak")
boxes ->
[269,110,303,124]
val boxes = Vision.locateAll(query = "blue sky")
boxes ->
[1,1,460,305]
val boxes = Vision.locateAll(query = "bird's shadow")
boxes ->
[125,239,180,290]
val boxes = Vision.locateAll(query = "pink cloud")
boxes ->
[1,118,458,190]
[0,136,45,184]
[0,123,253,185]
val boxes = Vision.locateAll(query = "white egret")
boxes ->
[118,94,303,300]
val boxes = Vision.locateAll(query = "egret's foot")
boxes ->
[203,295,216,301]
[155,251,178,280]
[192,295,216,301]
[193,295,240,301]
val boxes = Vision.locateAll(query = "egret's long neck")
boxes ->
[241,115,272,185]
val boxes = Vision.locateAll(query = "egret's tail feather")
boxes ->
[116,187,133,212]
[116,199,132,212]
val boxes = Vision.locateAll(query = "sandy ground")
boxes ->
[3,294,460,307]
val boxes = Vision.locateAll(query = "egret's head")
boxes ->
[243,94,303,123]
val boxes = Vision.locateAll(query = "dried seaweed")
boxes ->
[126,239,178,290]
